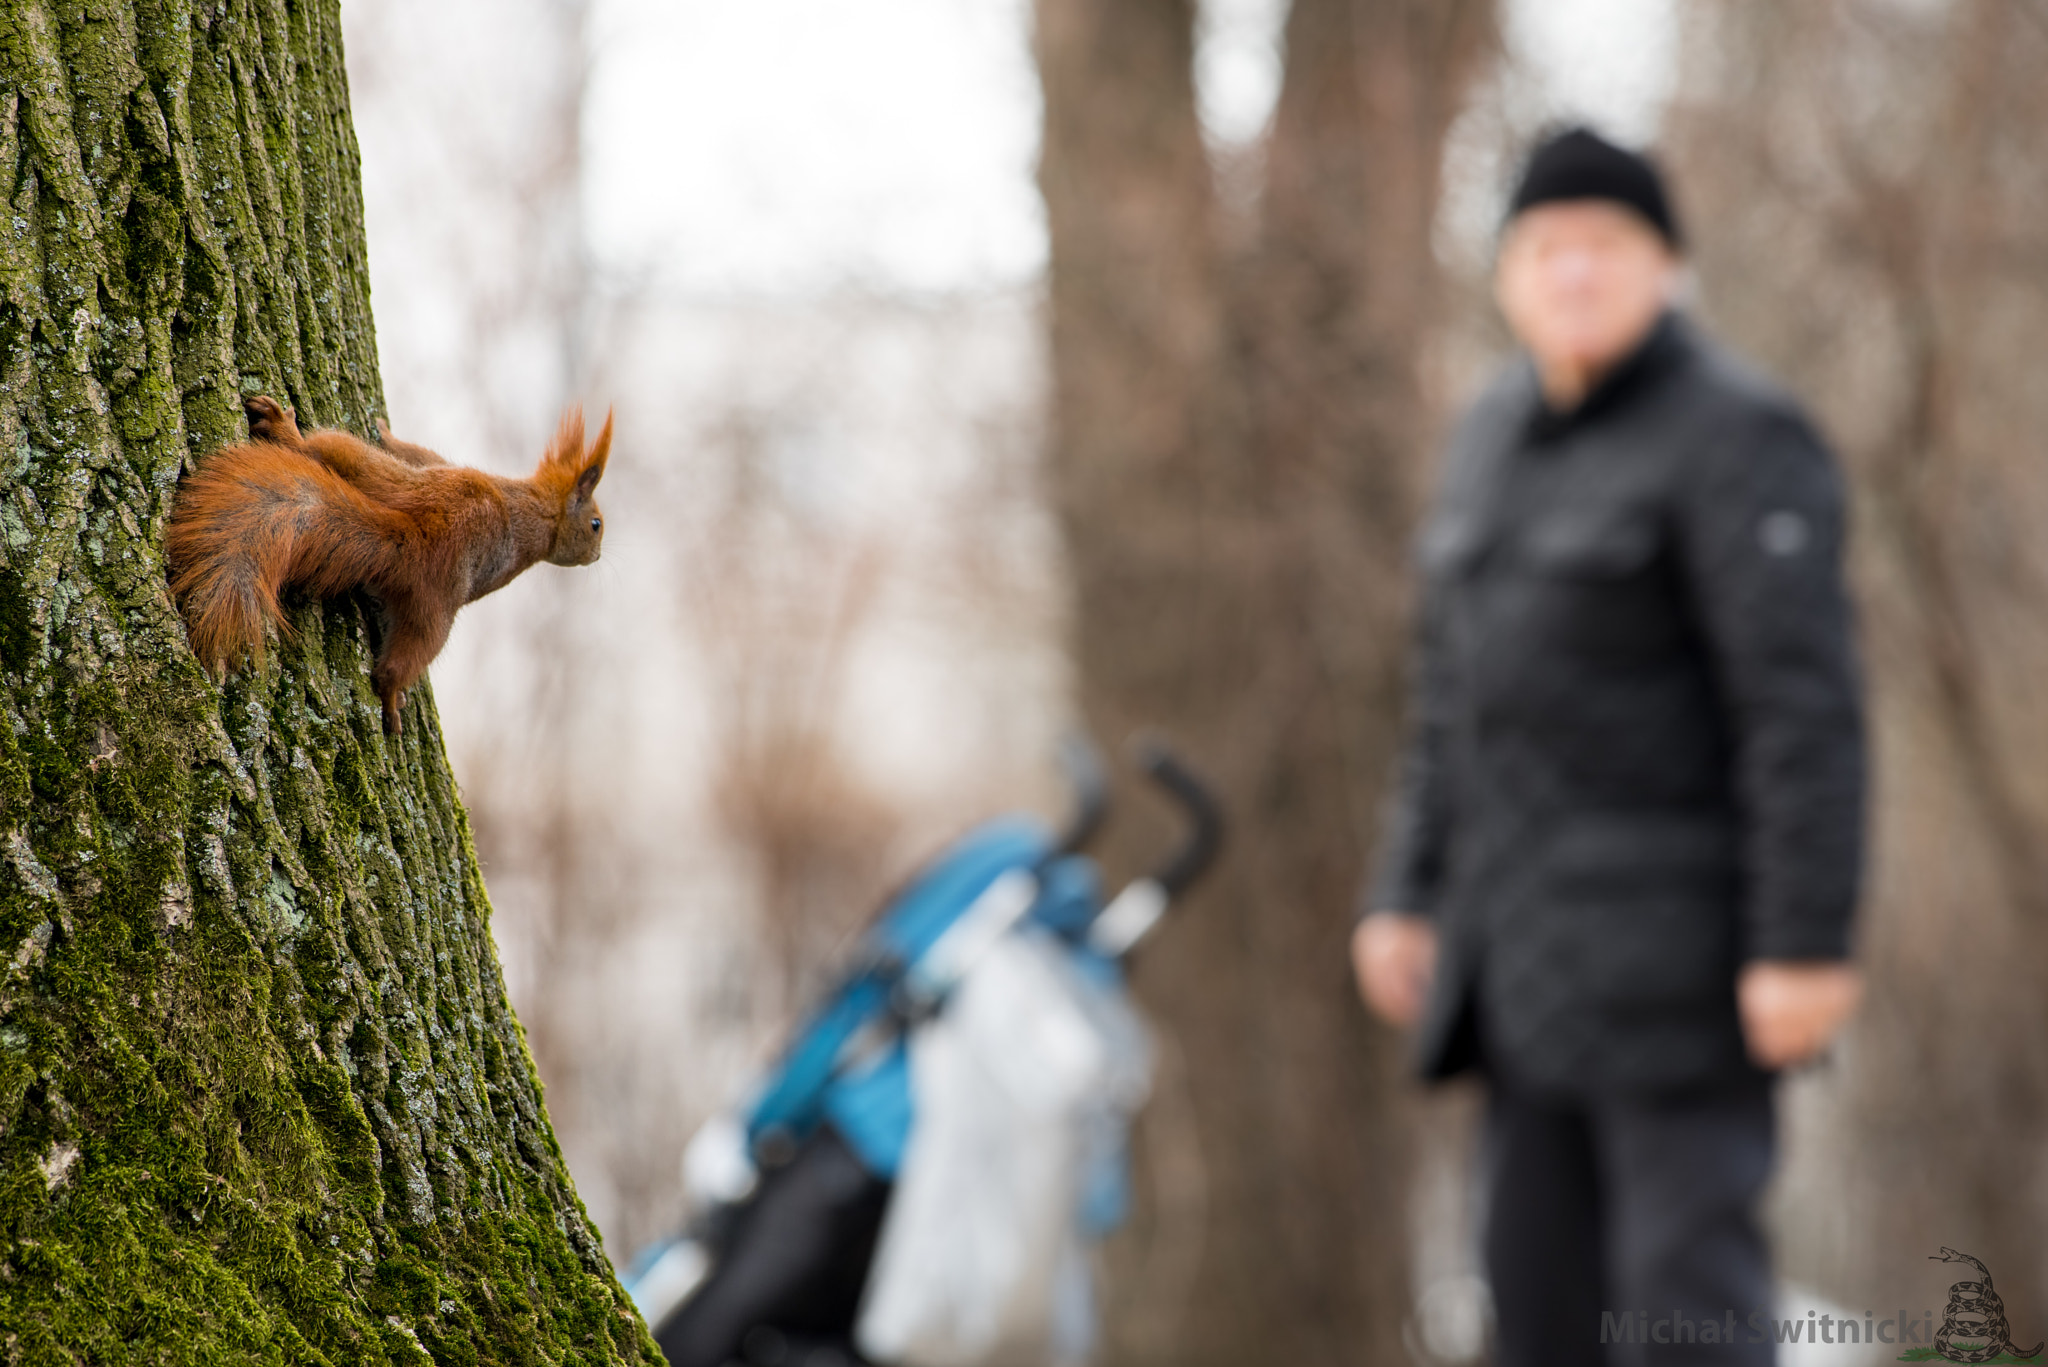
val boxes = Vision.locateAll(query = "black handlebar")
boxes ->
[1132,735,1224,897]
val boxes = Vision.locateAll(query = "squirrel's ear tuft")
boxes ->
[545,406,587,469]
[574,408,613,500]
[537,406,587,499]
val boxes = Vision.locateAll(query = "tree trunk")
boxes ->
[0,2,655,1360]
[1034,2,1491,1363]
[1665,0,2048,1317]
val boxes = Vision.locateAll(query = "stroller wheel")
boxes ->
[654,1125,890,1367]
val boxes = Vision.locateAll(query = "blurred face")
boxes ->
[1495,200,1681,406]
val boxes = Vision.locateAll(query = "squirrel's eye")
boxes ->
[590,517,601,533]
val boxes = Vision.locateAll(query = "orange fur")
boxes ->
[165,395,613,734]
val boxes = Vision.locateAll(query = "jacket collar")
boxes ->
[1522,308,1690,443]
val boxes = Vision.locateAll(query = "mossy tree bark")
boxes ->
[0,2,657,1361]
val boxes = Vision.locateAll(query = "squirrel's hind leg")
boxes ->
[378,685,406,737]
[244,395,305,446]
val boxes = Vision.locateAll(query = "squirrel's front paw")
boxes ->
[244,394,303,444]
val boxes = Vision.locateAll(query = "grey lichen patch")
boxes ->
[8,921,50,972]
[3,829,60,905]
[0,0,658,1361]
[34,1139,77,1191]
[264,860,304,933]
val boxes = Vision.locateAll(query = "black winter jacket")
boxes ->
[1366,311,1866,1095]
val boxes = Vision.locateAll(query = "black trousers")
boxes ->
[1482,1070,1777,1367]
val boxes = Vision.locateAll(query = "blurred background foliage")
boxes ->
[338,0,2048,1361]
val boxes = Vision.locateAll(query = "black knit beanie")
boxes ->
[1507,126,1683,248]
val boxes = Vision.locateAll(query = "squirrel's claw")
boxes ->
[244,394,302,445]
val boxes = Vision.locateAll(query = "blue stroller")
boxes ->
[626,741,1222,1367]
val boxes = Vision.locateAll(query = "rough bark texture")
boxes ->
[0,2,656,1361]
[1033,2,1492,1363]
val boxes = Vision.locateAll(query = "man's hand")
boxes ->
[1352,913,1438,1029]
[1737,959,1862,1069]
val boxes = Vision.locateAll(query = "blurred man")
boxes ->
[1354,127,1865,1367]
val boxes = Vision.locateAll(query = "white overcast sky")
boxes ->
[584,0,1678,296]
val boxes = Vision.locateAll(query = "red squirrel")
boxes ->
[166,394,613,733]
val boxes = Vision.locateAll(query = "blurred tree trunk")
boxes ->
[1666,0,2048,1318]
[0,2,654,1360]
[1034,2,1492,1362]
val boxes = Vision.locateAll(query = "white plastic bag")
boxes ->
[857,930,1150,1367]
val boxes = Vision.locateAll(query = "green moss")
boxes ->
[0,0,658,1360]
[0,569,34,676]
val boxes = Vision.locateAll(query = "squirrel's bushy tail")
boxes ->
[166,443,405,672]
